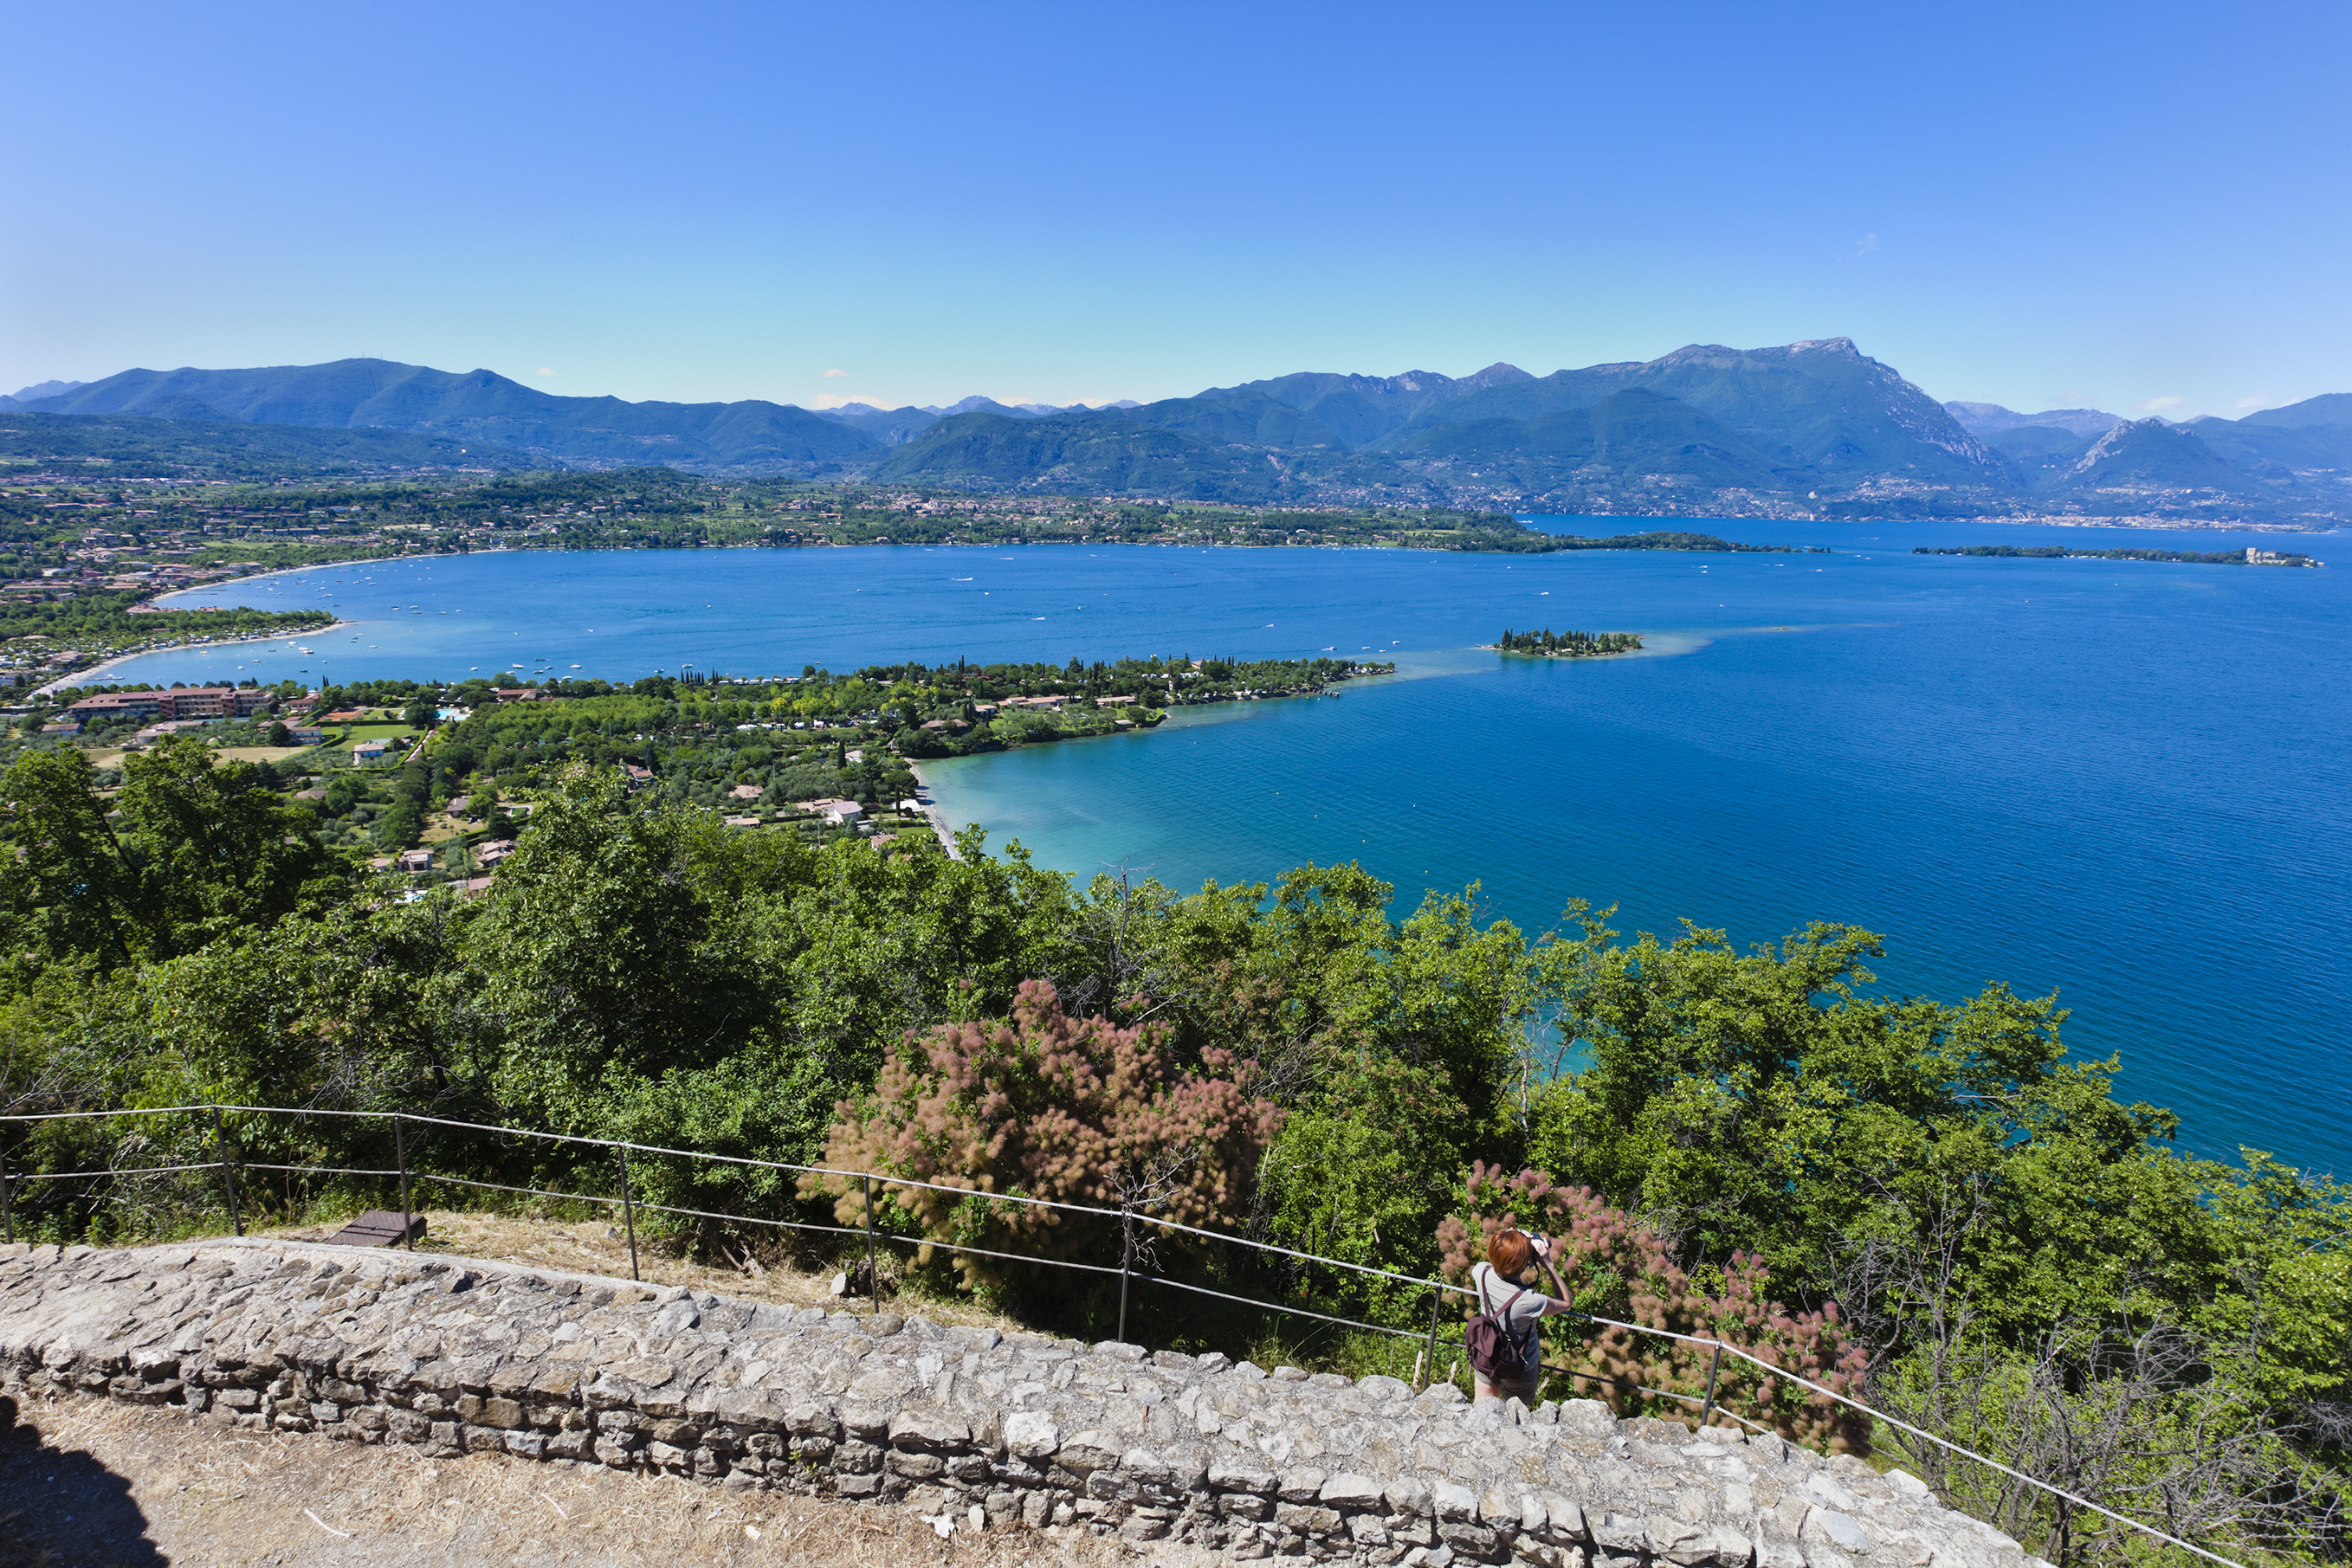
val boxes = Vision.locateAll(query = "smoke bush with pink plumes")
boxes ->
[803,980,1283,1291]
[1439,1161,1870,1450]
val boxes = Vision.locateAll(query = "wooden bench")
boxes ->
[322,1210,427,1248]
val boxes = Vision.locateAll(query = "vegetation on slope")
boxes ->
[0,739,2342,1564]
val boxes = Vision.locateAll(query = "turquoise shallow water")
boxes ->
[124,520,2349,1171]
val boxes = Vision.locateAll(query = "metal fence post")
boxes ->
[1418,1280,1445,1392]
[211,1106,242,1237]
[0,1137,12,1246]
[861,1175,880,1314]
[1698,1342,1723,1429]
[1117,1204,1135,1345]
[392,1114,414,1250]
[616,1144,640,1282]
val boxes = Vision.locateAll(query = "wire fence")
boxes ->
[0,1102,2245,1568]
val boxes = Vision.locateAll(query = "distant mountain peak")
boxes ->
[2074,416,2218,469]
[1459,362,1535,389]
[7,378,86,402]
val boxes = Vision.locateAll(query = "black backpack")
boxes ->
[1464,1274,1535,1379]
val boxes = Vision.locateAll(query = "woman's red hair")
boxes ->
[1488,1229,1535,1280]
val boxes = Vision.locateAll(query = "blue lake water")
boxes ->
[120,519,2349,1173]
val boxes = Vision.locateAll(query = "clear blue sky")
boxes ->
[6,1,2347,420]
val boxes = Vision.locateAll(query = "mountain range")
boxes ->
[8,345,2349,525]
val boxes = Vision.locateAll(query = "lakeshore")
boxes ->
[35,618,357,697]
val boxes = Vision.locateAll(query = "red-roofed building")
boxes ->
[69,687,271,723]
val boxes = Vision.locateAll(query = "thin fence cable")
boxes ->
[11,1163,229,1183]
[1139,1273,1426,1341]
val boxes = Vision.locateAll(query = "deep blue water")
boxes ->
[118,519,2349,1172]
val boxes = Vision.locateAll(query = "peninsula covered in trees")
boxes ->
[1497,628,1644,657]
[18,653,1392,868]
[1914,543,2324,567]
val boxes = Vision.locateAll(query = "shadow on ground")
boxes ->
[0,1393,166,1568]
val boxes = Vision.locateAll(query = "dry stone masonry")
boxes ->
[1,1239,2046,1568]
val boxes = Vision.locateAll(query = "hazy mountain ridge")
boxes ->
[0,378,87,408]
[1945,401,2126,440]
[19,351,2351,524]
[17,359,875,469]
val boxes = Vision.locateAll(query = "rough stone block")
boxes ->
[1439,1522,1499,1555]
[1538,1496,1587,1543]
[1320,1472,1386,1510]
[1003,1410,1059,1460]
[1433,1481,1481,1523]
[888,1410,972,1451]
[1057,1429,1122,1474]
[1801,1508,1871,1557]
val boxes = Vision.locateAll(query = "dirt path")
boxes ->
[251,1210,1014,1339]
[1,1392,1207,1568]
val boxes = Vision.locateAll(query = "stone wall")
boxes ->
[0,1239,2045,1568]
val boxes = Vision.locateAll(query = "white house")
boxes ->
[808,797,864,827]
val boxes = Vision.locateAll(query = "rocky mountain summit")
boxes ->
[1,1237,2047,1568]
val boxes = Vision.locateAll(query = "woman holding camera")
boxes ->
[1469,1227,1574,1405]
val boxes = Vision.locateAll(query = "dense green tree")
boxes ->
[0,738,349,978]
[1526,910,2191,1326]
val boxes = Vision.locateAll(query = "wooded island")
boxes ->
[1497,627,1644,657]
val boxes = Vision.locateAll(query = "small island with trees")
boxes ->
[1496,627,1644,657]
[1913,544,2324,567]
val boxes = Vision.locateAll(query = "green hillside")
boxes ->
[0,410,540,479]
[1379,339,2005,484]
[1387,388,1798,491]
[2051,419,2254,493]
[1112,387,1347,448]
[2189,416,2352,474]
[1211,362,1536,447]
[870,410,1285,500]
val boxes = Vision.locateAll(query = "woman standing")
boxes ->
[1469,1227,1573,1404]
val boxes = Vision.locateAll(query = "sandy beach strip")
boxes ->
[902,761,966,859]
[34,620,357,698]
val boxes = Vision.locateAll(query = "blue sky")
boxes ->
[6,1,2347,420]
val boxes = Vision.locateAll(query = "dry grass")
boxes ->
[212,746,311,765]
[1,1392,1207,1568]
[251,1209,1023,1337]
